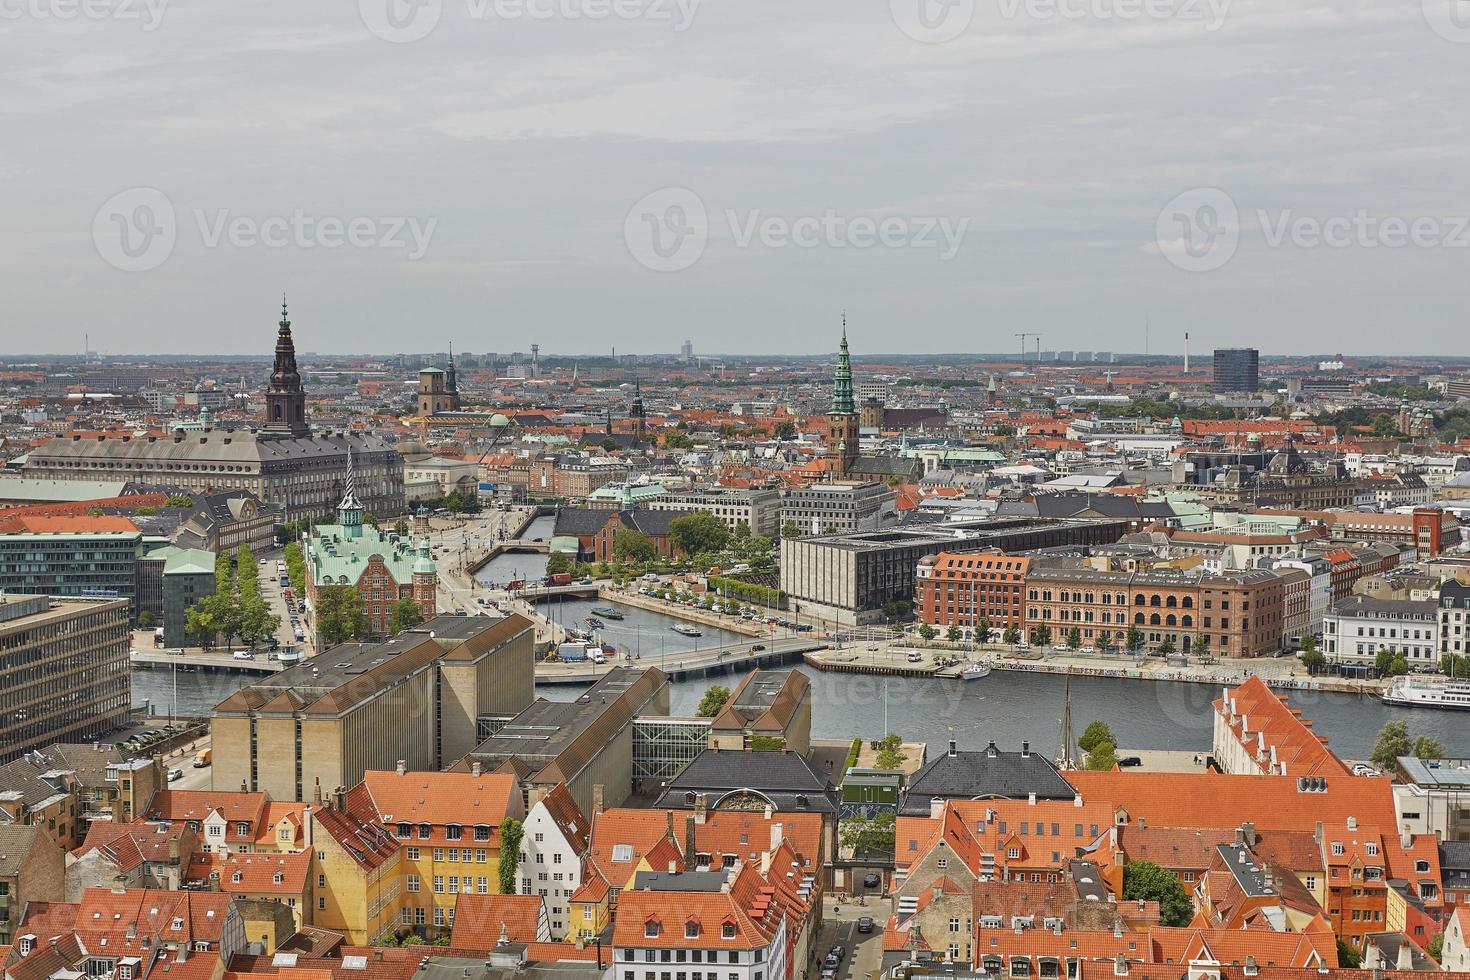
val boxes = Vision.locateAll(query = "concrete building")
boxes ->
[0,596,131,763]
[778,482,896,536]
[212,614,536,801]
[138,544,217,646]
[644,487,782,538]
[1323,595,1440,672]
[460,667,670,820]
[1393,756,1470,843]
[0,518,143,605]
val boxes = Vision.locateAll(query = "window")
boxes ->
[722,923,736,939]
[447,824,463,840]
[408,875,420,892]
[685,922,700,939]
[318,897,326,910]
[613,844,634,862]
[407,847,419,861]
[419,824,431,839]
[646,920,661,938]
[475,825,491,841]
[1007,847,1020,859]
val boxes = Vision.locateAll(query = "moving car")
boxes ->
[857,916,874,934]
[167,768,183,782]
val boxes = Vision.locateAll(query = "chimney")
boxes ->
[1241,821,1256,847]
[313,778,323,805]
[1396,941,1414,971]
[694,793,708,825]
[1028,793,1037,806]
[593,784,604,814]
[302,805,313,847]
[395,759,407,776]
[334,786,347,813]
[684,811,697,867]
[771,822,783,852]
[763,804,773,821]
[930,798,945,819]
[471,761,483,778]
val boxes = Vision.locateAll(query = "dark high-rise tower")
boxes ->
[1212,348,1260,394]
[264,296,310,438]
[826,316,860,480]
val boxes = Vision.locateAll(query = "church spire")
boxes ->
[830,314,855,417]
[264,294,310,438]
[337,446,364,537]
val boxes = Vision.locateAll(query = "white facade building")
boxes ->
[1322,595,1439,672]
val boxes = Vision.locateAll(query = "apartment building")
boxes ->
[1322,595,1440,672]
[0,825,64,945]
[914,551,1029,635]
[0,596,131,764]
[517,783,589,940]
[778,482,896,536]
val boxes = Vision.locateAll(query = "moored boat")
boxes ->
[1380,675,1470,710]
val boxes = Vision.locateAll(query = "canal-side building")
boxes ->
[0,595,132,764]
[304,459,438,638]
[212,614,536,801]
[1322,595,1440,673]
[643,487,782,538]
[915,551,1031,635]
[780,518,1130,626]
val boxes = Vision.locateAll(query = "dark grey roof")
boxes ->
[899,741,1075,815]
[631,870,728,892]
[1442,841,1470,890]
[655,748,838,815]
[554,507,611,536]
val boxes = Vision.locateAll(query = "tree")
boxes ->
[1300,635,1325,673]
[389,597,425,635]
[1084,740,1119,771]
[1336,938,1361,969]
[1031,624,1052,647]
[1427,933,1443,963]
[137,610,156,628]
[1098,630,1113,652]
[875,733,907,770]
[1441,653,1470,678]
[918,623,938,642]
[839,811,896,857]
[1003,626,1021,645]
[1157,637,1176,656]
[498,818,524,894]
[283,541,306,593]
[546,552,574,577]
[1370,721,1413,771]
[1066,627,1082,649]
[696,685,732,718]
[662,430,694,450]
[1078,720,1116,754]
[780,520,801,539]
[946,625,962,643]
[316,585,370,645]
[669,511,730,556]
[612,529,657,562]
[1195,633,1211,659]
[1415,736,1446,760]
[774,420,797,440]
[1126,627,1144,652]
[394,518,410,538]
[1123,861,1193,927]
[975,616,992,645]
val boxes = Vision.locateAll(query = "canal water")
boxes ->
[132,659,1468,762]
[540,594,752,663]
[471,513,556,587]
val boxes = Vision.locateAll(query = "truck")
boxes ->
[546,573,572,587]
[557,641,590,662]
[192,748,212,768]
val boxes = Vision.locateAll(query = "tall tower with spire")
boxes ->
[630,375,647,442]
[337,447,364,538]
[826,315,860,480]
[445,343,459,401]
[264,296,311,438]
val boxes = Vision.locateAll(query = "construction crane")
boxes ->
[1014,332,1041,363]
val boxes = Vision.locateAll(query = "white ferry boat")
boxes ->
[1380,676,1470,711]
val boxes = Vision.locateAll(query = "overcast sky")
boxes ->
[3,0,1469,357]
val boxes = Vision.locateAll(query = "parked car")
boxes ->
[1118,756,1144,767]
[1352,764,1380,777]
[1079,645,1097,654]
[1052,644,1072,652]
[862,872,881,888]
[752,644,766,652]
[906,652,923,663]
[231,650,254,660]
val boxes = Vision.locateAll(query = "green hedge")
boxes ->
[843,737,862,774]
[708,575,785,607]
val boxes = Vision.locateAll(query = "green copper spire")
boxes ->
[830,312,855,416]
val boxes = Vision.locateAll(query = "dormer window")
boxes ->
[474,825,491,842]
[1331,842,1344,856]
[18,936,34,956]
[418,823,431,839]
[397,823,411,838]
[685,920,700,939]
[232,871,243,884]
[446,824,463,841]
[235,821,249,836]
[172,917,184,930]
[273,872,284,884]
[644,917,661,938]
[722,921,737,940]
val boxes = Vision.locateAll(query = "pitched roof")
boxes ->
[352,770,517,835]
[449,894,545,946]
[900,741,1076,815]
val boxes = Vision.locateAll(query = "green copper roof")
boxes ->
[830,319,855,417]
[308,525,425,585]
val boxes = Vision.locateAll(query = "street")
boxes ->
[818,889,885,980]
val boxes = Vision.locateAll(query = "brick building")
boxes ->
[914,551,1029,636]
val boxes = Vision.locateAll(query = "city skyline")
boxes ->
[5,1,1469,355]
